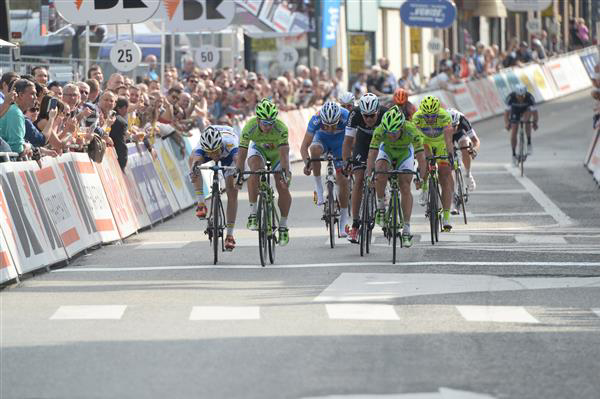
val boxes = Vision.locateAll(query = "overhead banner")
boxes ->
[0,161,67,274]
[321,0,341,49]
[36,157,91,258]
[69,153,120,244]
[400,0,456,29]
[55,0,161,25]
[233,0,314,34]
[157,0,235,33]
[502,0,552,11]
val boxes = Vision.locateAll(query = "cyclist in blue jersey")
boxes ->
[301,101,351,236]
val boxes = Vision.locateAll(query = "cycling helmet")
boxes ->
[338,91,355,106]
[199,126,223,152]
[255,98,279,121]
[381,106,406,133]
[319,101,342,125]
[358,93,379,114]
[393,88,409,106]
[446,108,464,127]
[419,95,441,114]
[515,84,527,96]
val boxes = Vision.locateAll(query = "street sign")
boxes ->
[427,37,444,55]
[158,0,235,33]
[110,41,142,72]
[277,47,299,67]
[55,0,161,25]
[502,0,552,11]
[526,19,542,33]
[400,0,456,29]
[195,45,220,69]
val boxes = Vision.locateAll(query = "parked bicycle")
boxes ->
[241,162,281,267]
[194,162,237,265]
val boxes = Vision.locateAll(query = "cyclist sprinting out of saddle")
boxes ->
[189,125,240,251]
[235,98,292,246]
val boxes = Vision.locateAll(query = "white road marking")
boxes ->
[506,165,573,226]
[409,212,548,219]
[135,241,191,249]
[50,305,127,320]
[456,306,539,324]
[52,261,600,272]
[326,304,399,320]
[593,309,600,318]
[470,170,510,175]
[470,189,528,195]
[189,306,260,320]
[420,234,471,242]
[314,273,600,302]
[515,235,568,244]
[300,387,495,398]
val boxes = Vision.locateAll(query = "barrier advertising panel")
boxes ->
[36,157,91,257]
[0,161,68,273]
[69,153,120,243]
[126,144,163,224]
[0,227,17,283]
[0,187,19,282]
[154,139,194,210]
[449,82,480,121]
[147,146,179,215]
[162,137,196,209]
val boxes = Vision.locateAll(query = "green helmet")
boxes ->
[381,106,406,133]
[419,95,440,114]
[255,98,279,121]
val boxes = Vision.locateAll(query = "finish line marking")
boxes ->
[52,260,600,272]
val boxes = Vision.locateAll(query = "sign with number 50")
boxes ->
[195,45,220,68]
[110,41,142,72]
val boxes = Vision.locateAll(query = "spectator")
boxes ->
[32,66,49,86]
[378,57,397,94]
[181,57,196,81]
[0,79,36,154]
[531,38,547,60]
[367,65,385,96]
[48,81,63,99]
[517,41,533,64]
[576,18,590,47]
[77,81,90,103]
[110,97,129,170]
[87,64,104,85]
[106,73,125,92]
[474,42,485,76]
[0,72,18,108]
[145,55,159,82]
[409,65,421,92]
[86,78,100,103]
[295,79,315,108]
[352,71,368,97]
[332,66,345,99]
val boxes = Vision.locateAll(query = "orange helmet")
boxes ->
[393,88,408,106]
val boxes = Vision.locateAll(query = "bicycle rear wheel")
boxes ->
[456,168,468,225]
[211,194,220,265]
[327,181,335,248]
[268,199,277,264]
[257,194,268,267]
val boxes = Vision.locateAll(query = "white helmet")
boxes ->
[319,101,342,125]
[515,84,527,96]
[199,126,223,152]
[446,108,463,127]
[359,93,379,114]
[338,91,355,106]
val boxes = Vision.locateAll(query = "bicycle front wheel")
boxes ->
[392,192,399,264]
[268,199,277,264]
[519,127,525,177]
[211,194,220,265]
[366,188,375,254]
[428,177,436,245]
[257,194,268,267]
[359,184,368,256]
[327,181,335,248]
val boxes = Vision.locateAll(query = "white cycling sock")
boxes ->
[314,176,324,195]
[249,202,256,215]
[279,217,288,228]
[465,169,471,177]
[403,223,411,235]
[377,197,386,210]
[340,208,348,227]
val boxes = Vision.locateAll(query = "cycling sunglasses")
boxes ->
[362,113,377,119]
[259,119,275,125]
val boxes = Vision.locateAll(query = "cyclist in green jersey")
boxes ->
[366,106,425,247]
[235,98,292,246]
[412,95,455,232]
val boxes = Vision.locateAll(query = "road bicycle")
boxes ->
[452,144,473,225]
[515,120,534,177]
[309,153,346,248]
[424,151,450,245]
[242,162,281,267]
[195,162,237,265]
[373,166,419,264]
[358,162,375,257]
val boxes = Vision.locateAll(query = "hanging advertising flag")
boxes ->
[502,0,552,12]
[321,0,341,49]
[400,0,456,29]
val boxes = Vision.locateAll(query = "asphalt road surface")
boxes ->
[2,90,600,399]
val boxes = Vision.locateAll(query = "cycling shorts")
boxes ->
[311,132,344,169]
[248,142,282,171]
[424,140,450,165]
[376,144,414,171]
[351,129,372,170]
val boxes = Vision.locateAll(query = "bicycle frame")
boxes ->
[425,151,449,245]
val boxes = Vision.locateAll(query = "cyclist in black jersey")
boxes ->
[504,84,538,165]
[342,93,387,243]
[447,108,480,192]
